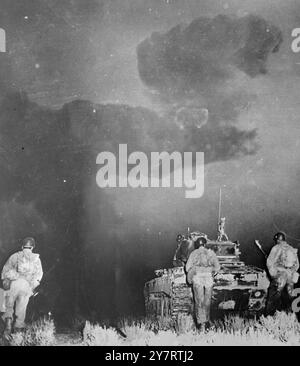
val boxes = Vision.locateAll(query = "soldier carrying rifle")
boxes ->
[255,232,299,315]
[1,237,43,335]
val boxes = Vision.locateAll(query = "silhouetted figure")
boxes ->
[173,234,195,267]
[265,232,299,315]
[1,237,43,335]
[185,237,220,327]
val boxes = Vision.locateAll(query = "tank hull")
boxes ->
[144,264,270,319]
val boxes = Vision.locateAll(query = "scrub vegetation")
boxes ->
[81,311,300,346]
[1,311,300,346]
[1,318,55,346]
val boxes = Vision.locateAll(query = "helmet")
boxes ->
[22,237,36,250]
[273,232,286,242]
[194,236,207,249]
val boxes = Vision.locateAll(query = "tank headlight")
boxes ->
[254,291,261,298]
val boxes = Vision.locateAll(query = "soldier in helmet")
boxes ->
[1,237,43,334]
[265,232,299,315]
[185,237,220,327]
[173,234,195,267]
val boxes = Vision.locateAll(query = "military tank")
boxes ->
[144,220,270,319]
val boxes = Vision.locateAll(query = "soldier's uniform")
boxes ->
[1,238,43,331]
[266,236,299,315]
[185,246,220,325]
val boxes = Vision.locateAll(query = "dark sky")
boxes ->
[1,0,300,320]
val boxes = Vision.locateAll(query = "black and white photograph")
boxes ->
[0,0,300,349]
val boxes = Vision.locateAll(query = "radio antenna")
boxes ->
[218,187,222,224]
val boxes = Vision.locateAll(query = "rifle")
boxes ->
[254,240,268,259]
[32,260,59,297]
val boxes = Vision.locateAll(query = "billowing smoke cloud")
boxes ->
[137,14,282,98]
[137,14,282,162]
